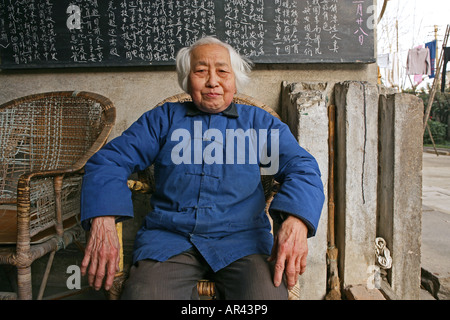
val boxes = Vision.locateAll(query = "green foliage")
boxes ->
[418,86,449,125]
[424,120,448,144]
[415,85,450,144]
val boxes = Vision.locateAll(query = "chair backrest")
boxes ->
[0,91,116,203]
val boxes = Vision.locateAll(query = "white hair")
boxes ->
[175,36,253,93]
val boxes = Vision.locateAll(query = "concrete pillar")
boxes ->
[334,81,379,288]
[280,81,329,300]
[378,93,423,299]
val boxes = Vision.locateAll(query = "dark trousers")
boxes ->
[121,248,288,300]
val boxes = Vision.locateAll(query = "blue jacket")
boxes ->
[81,101,324,272]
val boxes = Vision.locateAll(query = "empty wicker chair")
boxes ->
[0,91,115,300]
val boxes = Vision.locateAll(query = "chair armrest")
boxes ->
[127,179,151,193]
[15,166,85,247]
[16,166,85,210]
[18,166,85,184]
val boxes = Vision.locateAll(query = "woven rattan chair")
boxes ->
[0,91,115,300]
[109,93,289,299]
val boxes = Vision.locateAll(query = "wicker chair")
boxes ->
[109,93,286,299]
[0,91,115,300]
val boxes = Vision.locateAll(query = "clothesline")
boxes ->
[379,41,435,73]
[379,39,450,90]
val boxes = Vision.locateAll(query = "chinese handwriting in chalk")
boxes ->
[323,0,341,54]
[273,0,301,56]
[353,0,368,45]
[301,0,341,57]
[106,1,118,58]
[0,0,374,67]
[2,0,58,65]
[224,0,266,58]
[117,0,216,62]
[69,0,104,63]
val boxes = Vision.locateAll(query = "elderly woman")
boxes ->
[80,36,324,300]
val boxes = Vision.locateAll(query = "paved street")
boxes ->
[422,151,450,215]
[422,151,450,300]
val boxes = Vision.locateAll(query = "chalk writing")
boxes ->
[352,0,368,45]
[115,0,216,62]
[300,0,342,57]
[2,0,58,65]
[106,1,118,58]
[0,3,7,50]
[272,0,300,56]
[224,0,266,57]
[323,0,341,53]
[0,0,375,68]
[69,0,104,63]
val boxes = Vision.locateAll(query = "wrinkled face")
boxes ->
[188,44,237,113]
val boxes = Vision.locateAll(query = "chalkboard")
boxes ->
[0,0,375,69]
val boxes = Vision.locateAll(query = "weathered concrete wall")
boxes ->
[280,81,330,300]
[334,81,379,287]
[378,93,423,299]
[330,82,423,299]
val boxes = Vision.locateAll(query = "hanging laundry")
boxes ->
[406,47,431,75]
[425,40,437,78]
[377,53,390,69]
[441,47,450,92]
[414,45,424,85]
[387,52,400,88]
[414,74,423,86]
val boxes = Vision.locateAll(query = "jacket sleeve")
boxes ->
[267,118,325,238]
[80,105,170,230]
